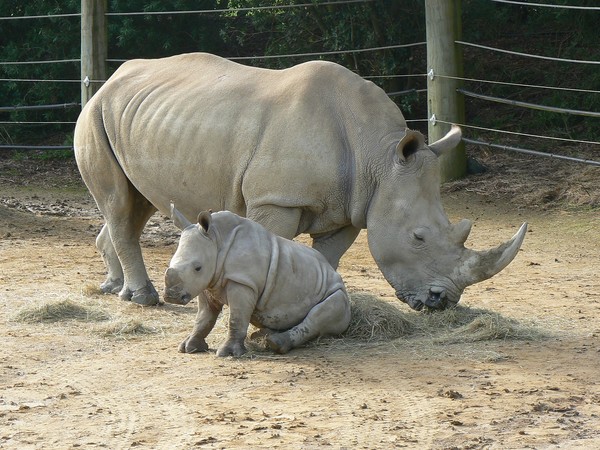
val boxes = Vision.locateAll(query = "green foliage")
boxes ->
[462,0,600,141]
[108,0,229,61]
[0,0,598,153]
[0,1,81,145]
[220,0,426,118]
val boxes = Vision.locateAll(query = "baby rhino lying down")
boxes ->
[164,206,351,356]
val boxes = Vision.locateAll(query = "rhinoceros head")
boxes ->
[164,206,218,305]
[365,125,527,311]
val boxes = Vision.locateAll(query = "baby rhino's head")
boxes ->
[164,208,217,305]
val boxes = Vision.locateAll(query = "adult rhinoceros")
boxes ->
[74,52,526,310]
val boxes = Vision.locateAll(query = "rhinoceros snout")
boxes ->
[422,287,448,310]
[164,268,193,305]
[398,286,455,311]
[163,288,192,305]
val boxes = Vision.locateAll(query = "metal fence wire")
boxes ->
[0,1,598,166]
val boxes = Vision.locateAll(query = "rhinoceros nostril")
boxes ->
[425,287,447,309]
[429,286,446,296]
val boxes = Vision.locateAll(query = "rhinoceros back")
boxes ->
[75,52,406,232]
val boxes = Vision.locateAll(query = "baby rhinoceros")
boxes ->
[164,205,351,356]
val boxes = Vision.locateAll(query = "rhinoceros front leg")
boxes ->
[267,289,351,354]
[179,292,223,353]
[216,282,256,357]
[246,205,301,240]
[311,225,361,269]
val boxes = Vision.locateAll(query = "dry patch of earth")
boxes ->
[1,154,599,449]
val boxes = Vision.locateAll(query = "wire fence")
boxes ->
[0,1,599,167]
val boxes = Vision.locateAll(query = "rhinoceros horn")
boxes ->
[456,223,528,287]
[428,125,462,157]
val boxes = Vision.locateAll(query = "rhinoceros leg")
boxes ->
[75,109,159,305]
[312,225,361,269]
[246,205,301,240]
[105,196,159,306]
[179,292,223,353]
[96,224,123,294]
[216,282,257,357]
[266,289,351,354]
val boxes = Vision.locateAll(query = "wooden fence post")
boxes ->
[425,0,466,182]
[81,0,107,108]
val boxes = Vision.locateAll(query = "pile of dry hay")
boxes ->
[12,292,547,348]
[13,298,159,338]
[343,292,546,344]
[14,299,110,323]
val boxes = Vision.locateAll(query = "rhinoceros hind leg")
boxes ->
[266,332,293,354]
[96,224,124,294]
[100,277,123,294]
[118,280,159,306]
[250,328,275,340]
[216,341,247,357]
[267,289,351,354]
[103,192,158,305]
[130,281,160,306]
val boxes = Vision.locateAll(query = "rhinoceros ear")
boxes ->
[396,129,425,162]
[197,210,212,233]
[171,202,192,230]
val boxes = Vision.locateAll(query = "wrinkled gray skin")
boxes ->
[164,207,351,356]
[74,52,527,310]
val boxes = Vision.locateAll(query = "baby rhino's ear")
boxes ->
[171,202,192,230]
[197,210,212,233]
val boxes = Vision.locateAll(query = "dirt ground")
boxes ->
[1,155,599,449]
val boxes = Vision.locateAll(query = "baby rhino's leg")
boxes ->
[267,289,351,354]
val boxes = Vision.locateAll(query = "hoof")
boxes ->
[179,336,209,353]
[100,277,123,295]
[266,333,293,354]
[250,328,274,340]
[216,341,247,357]
[120,282,160,306]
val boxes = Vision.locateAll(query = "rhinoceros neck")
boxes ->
[346,130,407,230]
[331,78,407,230]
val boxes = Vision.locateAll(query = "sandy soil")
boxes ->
[1,157,599,449]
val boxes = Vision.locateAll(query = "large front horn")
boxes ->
[429,125,462,157]
[456,223,528,286]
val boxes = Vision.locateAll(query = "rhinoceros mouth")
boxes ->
[395,290,425,311]
[163,290,192,305]
[395,286,460,311]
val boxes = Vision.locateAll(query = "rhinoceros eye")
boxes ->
[413,228,427,243]
[194,266,202,272]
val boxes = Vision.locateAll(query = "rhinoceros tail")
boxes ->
[74,100,121,176]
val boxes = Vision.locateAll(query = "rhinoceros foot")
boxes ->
[100,277,123,295]
[119,282,160,306]
[266,332,293,355]
[179,335,209,353]
[216,340,247,357]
